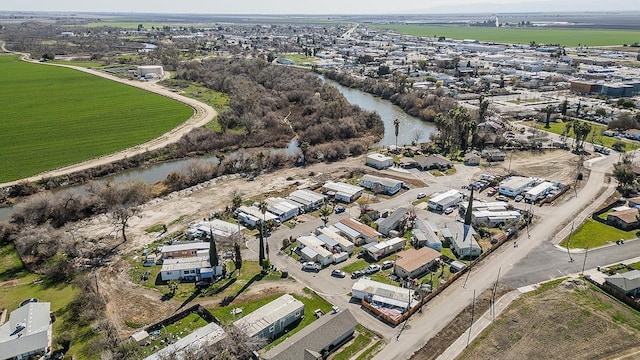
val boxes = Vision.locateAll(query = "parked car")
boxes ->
[195,280,211,289]
[357,250,366,258]
[302,262,321,272]
[487,189,497,196]
[364,264,381,274]
[417,192,426,199]
[444,207,455,215]
[19,298,38,307]
[351,270,364,279]
[514,195,523,202]
[496,195,509,202]
[381,260,394,270]
[331,269,346,278]
[334,206,346,214]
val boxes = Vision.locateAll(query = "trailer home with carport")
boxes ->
[286,189,326,212]
[316,226,354,254]
[264,197,300,222]
[363,237,405,261]
[359,174,404,195]
[428,190,463,212]
[296,235,334,266]
[524,181,555,202]
[322,182,364,203]
[233,294,304,340]
[498,176,536,197]
[333,218,381,245]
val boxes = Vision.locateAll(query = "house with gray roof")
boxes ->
[260,310,358,360]
[234,294,304,340]
[0,302,51,360]
[605,270,640,297]
[359,174,404,195]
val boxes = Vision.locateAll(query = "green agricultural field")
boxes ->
[372,24,640,47]
[0,55,192,183]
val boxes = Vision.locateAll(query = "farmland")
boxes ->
[0,55,192,183]
[372,24,640,47]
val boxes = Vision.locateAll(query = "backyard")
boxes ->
[560,218,636,249]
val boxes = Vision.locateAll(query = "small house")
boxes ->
[411,219,442,251]
[160,256,220,282]
[428,190,463,212]
[606,208,640,231]
[366,153,394,169]
[464,153,481,166]
[446,222,481,259]
[297,235,334,266]
[286,189,327,212]
[414,154,454,171]
[605,270,640,297]
[234,294,304,340]
[333,218,381,244]
[315,226,354,254]
[160,241,210,260]
[264,197,301,222]
[322,182,364,203]
[394,247,441,279]
[363,237,405,261]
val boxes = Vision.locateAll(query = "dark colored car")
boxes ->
[334,206,346,214]
[351,270,364,279]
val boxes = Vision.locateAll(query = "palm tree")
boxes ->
[258,201,268,267]
[393,118,400,150]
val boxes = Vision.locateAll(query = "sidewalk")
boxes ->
[436,289,522,360]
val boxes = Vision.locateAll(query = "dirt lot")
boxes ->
[458,279,640,360]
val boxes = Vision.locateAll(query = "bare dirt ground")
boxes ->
[457,279,640,360]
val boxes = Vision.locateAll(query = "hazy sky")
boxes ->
[1,0,635,14]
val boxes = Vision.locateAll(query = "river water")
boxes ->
[0,80,436,221]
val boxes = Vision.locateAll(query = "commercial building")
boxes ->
[428,190,463,212]
[234,294,304,340]
[498,176,536,197]
[366,153,394,169]
[359,174,404,195]
[322,182,364,203]
[0,302,52,360]
[260,309,358,360]
[394,247,442,279]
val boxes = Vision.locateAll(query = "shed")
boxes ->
[130,330,150,345]
[366,153,394,169]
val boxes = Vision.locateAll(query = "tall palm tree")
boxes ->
[393,118,400,150]
[259,201,269,266]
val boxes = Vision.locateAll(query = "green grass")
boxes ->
[523,120,631,151]
[560,219,636,249]
[0,54,193,182]
[209,292,285,324]
[355,339,384,360]
[145,224,165,233]
[333,324,379,360]
[0,243,30,282]
[340,259,369,273]
[277,54,318,65]
[140,312,209,357]
[161,79,230,132]
[629,261,640,271]
[372,24,640,47]
[528,277,568,297]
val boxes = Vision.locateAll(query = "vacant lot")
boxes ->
[458,279,640,360]
[373,24,640,47]
[0,55,192,182]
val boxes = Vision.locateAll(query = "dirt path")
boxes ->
[0,48,218,189]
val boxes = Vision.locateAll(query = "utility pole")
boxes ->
[566,220,575,263]
[491,267,501,322]
[466,289,476,348]
[581,246,589,290]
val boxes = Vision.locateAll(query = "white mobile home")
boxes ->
[428,190,463,211]
[265,197,300,222]
[472,210,521,228]
[188,219,244,242]
[359,174,404,195]
[524,181,555,202]
[363,237,405,261]
[322,182,364,203]
[351,278,417,310]
[498,176,536,197]
[316,226,354,254]
[333,218,381,245]
[160,256,220,282]
[160,241,210,260]
[377,207,409,236]
[237,205,279,228]
[286,189,326,212]
[366,153,394,169]
[297,235,334,266]
[233,294,304,340]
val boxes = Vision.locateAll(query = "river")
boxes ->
[0,80,436,222]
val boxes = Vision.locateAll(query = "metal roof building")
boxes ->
[0,302,51,360]
[234,294,304,339]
